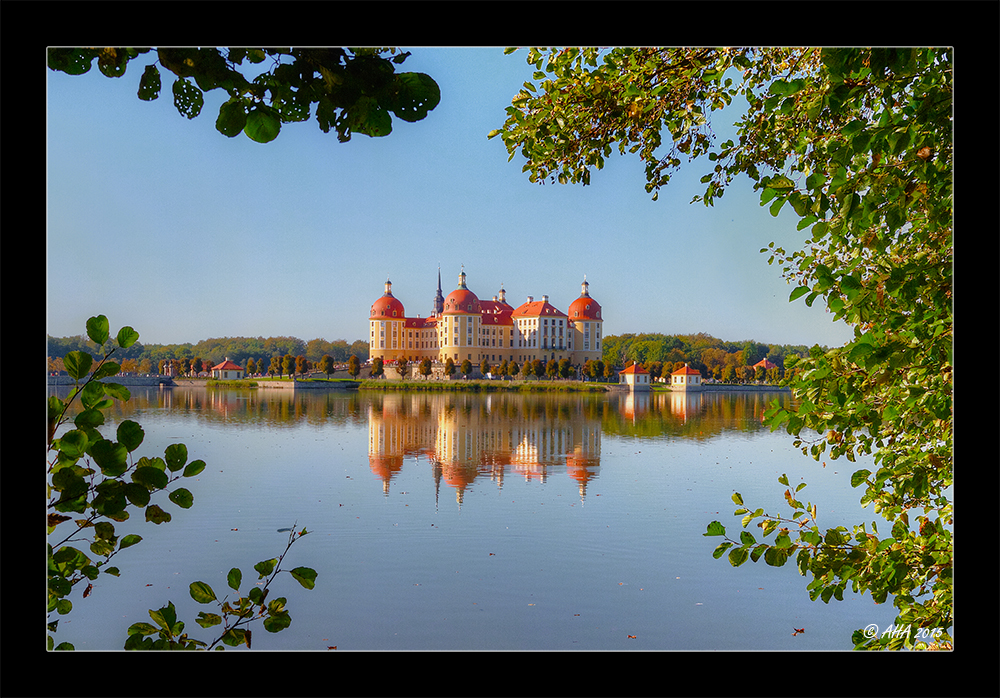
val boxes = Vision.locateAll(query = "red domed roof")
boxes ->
[371,295,405,318]
[371,279,405,318]
[568,295,601,320]
[443,288,480,314]
[568,277,601,320]
[442,268,481,315]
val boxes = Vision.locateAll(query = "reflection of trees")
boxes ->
[50,385,370,430]
[601,390,791,441]
[52,386,792,509]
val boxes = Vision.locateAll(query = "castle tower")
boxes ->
[369,277,407,363]
[440,266,482,365]
[568,275,603,366]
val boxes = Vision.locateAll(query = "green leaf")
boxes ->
[713,541,733,559]
[119,534,143,550]
[164,443,188,472]
[728,547,750,567]
[262,611,291,633]
[189,581,217,604]
[824,528,845,546]
[763,546,790,567]
[254,558,278,579]
[144,504,172,525]
[64,351,93,381]
[92,361,121,381]
[182,459,206,478]
[80,380,107,410]
[132,466,169,491]
[172,77,204,119]
[851,469,871,488]
[227,567,242,592]
[94,521,116,541]
[168,487,194,509]
[196,612,222,629]
[220,628,247,647]
[289,567,317,590]
[86,315,110,345]
[91,439,128,477]
[739,530,756,546]
[54,430,88,460]
[117,420,145,452]
[801,530,822,546]
[769,196,786,217]
[102,382,131,402]
[386,72,441,122]
[731,492,744,506]
[127,621,159,637]
[704,521,726,537]
[789,286,811,302]
[148,601,180,634]
[349,98,392,138]
[74,408,105,429]
[216,98,247,138]
[116,326,140,348]
[244,106,281,143]
[137,65,161,101]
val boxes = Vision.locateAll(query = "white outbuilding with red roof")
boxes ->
[670,363,702,391]
[211,358,244,380]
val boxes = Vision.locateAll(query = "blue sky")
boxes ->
[47,47,853,349]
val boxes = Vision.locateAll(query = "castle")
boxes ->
[369,267,604,369]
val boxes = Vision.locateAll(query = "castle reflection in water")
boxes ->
[367,390,725,507]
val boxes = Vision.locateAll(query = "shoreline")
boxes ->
[48,375,791,393]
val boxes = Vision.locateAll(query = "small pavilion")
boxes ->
[618,363,651,392]
[670,363,702,392]
[211,358,244,380]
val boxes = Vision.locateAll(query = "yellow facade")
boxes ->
[368,269,604,372]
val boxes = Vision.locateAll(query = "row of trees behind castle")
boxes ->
[602,332,817,383]
[45,335,369,378]
[47,331,817,383]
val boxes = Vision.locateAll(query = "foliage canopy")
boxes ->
[494,47,952,649]
[48,47,440,143]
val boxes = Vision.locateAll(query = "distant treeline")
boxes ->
[48,329,824,382]
[602,332,824,381]
[46,334,370,373]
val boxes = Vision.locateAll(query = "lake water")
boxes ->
[49,386,898,651]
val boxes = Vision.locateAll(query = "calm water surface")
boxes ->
[50,386,897,650]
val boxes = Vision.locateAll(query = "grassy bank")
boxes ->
[205,379,259,388]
